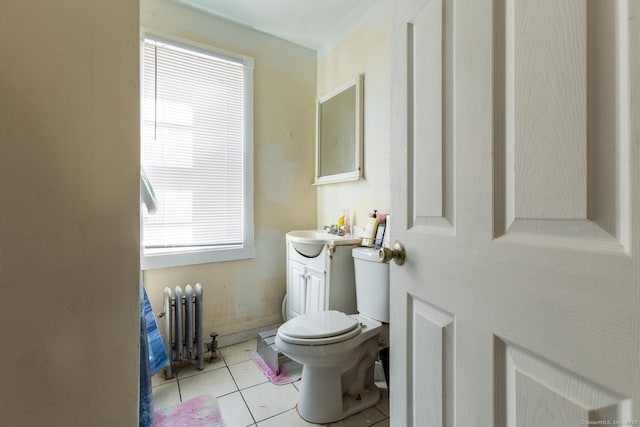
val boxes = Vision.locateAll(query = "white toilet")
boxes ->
[275,247,389,424]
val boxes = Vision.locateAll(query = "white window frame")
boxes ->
[140,30,255,270]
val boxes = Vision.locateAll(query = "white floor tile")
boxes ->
[179,367,238,400]
[217,391,255,427]
[229,359,269,390]
[176,356,227,380]
[151,370,176,388]
[208,353,228,369]
[257,408,321,427]
[374,382,389,417]
[242,382,299,422]
[328,407,386,427]
[151,382,181,411]
[221,339,257,366]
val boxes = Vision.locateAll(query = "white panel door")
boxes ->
[389,0,640,426]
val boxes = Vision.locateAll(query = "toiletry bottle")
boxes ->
[343,209,350,235]
[363,210,379,247]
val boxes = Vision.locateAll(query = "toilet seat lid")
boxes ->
[280,310,358,339]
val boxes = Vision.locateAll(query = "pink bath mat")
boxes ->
[154,394,225,427]
[250,351,302,385]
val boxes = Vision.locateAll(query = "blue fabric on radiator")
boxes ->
[144,286,169,376]
[140,281,154,427]
[140,283,169,426]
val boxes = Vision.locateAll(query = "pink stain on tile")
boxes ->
[249,352,302,385]
[154,394,225,427]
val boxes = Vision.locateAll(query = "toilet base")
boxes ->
[297,375,381,424]
[295,335,381,424]
[341,384,381,419]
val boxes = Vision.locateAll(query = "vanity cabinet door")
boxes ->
[304,266,326,314]
[286,242,354,320]
[287,259,307,319]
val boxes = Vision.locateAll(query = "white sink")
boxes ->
[286,230,361,257]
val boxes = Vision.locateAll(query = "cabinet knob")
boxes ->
[378,241,406,266]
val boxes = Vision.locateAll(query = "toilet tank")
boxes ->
[352,247,390,323]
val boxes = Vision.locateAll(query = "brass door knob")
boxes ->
[378,241,406,265]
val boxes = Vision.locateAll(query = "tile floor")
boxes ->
[152,338,390,427]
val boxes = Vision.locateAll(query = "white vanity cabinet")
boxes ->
[286,242,357,321]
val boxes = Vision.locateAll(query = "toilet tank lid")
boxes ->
[352,247,382,262]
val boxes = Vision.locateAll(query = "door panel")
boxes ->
[305,266,326,314]
[410,297,455,427]
[287,259,307,318]
[390,0,640,426]
[495,338,630,427]
[407,0,455,230]
[494,0,631,245]
[511,0,588,221]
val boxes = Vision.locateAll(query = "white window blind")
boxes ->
[142,37,247,255]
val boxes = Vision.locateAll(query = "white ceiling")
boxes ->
[175,0,381,52]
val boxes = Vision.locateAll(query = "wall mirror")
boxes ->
[314,74,364,185]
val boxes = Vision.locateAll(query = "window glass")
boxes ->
[141,36,254,269]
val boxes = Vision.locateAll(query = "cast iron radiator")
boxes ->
[160,283,204,379]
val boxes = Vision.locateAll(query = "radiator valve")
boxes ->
[208,332,219,362]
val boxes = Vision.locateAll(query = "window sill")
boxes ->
[141,244,255,270]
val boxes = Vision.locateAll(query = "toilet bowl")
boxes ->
[275,247,390,424]
[275,311,384,423]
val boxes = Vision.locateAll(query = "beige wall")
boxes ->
[0,2,140,426]
[141,0,317,345]
[316,2,392,233]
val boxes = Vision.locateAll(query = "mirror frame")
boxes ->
[314,74,364,185]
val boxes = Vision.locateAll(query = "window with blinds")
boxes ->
[141,35,254,269]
